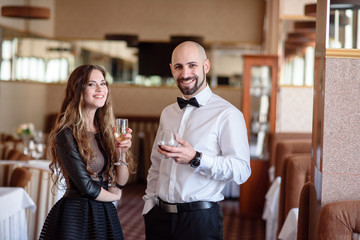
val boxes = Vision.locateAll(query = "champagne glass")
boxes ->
[114,118,128,166]
[157,130,177,159]
[31,143,45,160]
[32,130,45,160]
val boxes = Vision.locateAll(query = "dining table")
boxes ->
[0,159,65,239]
[262,176,281,240]
[0,187,36,240]
[278,208,299,240]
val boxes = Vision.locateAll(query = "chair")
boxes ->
[6,148,28,160]
[317,200,360,240]
[9,167,32,188]
[0,163,21,186]
[297,181,317,240]
[269,133,312,170]
[7,149,21,160]
[277,154,311,236]
[1,141,15,159]
[23,166,60,239]
[274,139,312,179]
[0,163,60,239]
[268,133,311,183]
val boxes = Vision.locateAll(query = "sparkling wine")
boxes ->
[114,131,127,142]
[114,118,129,165]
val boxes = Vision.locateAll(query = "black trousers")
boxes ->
[144,203,224,240]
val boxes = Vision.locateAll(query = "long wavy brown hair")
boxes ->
[48,64,136,193]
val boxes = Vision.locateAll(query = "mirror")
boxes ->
[328,8,360,49]
[280,19,315,86]
[249,66,271,159]
[0,27,261,87]
[0,35,137,83]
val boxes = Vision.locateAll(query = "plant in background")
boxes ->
[16,122,35,139]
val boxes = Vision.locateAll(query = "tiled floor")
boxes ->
[117,183,265,240]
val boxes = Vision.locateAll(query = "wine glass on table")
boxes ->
[32,130,45,160]
[31,142,45,160]
[114,118,128,166]
[157,130,178,159]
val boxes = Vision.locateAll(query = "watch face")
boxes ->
[190,158,200,168]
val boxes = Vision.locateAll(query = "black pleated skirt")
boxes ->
[39,196,124,240]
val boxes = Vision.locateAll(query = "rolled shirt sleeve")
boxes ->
[194,108,251,185]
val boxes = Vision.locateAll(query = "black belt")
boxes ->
[157,198,217,213]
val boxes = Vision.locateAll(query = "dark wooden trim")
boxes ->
[1,6,50,19]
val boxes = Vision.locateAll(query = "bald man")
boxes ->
[142,41,251,240]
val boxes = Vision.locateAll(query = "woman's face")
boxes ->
[83,69,108,111]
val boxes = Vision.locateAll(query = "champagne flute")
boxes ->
[114,118,128,166]
[157,130,177,159]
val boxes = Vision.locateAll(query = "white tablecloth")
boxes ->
[0,160,65,239]
[262,176,281,240]
[0,187,36,240]
[0,160,65,201]
[278,208,299,240]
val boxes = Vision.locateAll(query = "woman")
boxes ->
[39,64,136,240]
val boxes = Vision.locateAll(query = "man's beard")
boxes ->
[176,68,206,96]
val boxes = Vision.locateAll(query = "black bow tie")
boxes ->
[177,97,200,109]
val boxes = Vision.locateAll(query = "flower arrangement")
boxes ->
[16,122,35,139]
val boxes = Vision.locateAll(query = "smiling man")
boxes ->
[142,41,251,240]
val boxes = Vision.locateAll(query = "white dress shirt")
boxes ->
[143,85,251,214]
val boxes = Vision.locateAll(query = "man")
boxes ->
[143,41,251,240]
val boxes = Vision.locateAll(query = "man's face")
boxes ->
[170,44,210,98]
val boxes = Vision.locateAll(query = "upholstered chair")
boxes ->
[317,200,360,240]
[9,167,32,188]
[277,154,311,236]
[297,181,317,240]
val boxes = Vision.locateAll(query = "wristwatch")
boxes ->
[190,151,202,168]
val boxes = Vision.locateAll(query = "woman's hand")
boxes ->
[116,128,132,152]
[108,186,122,200]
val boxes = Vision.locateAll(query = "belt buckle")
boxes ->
[164,203,178,213]
[158,197,178,213]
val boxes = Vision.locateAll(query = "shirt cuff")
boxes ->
[142,197,156,215]
[194,153,213,172]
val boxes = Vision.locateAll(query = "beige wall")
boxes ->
[276,86,313,133]
[0,0,264,44]
[0,81,47,134]
[54,0,264,44]
[281,0,316,17]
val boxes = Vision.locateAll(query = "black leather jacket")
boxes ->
[55,128,103,200]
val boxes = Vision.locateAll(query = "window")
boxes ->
[0,40,13,80]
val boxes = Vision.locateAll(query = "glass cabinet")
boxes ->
[242,55,278,160]
[239,55,278,218]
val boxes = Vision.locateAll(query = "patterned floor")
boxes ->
[117,183,265,240]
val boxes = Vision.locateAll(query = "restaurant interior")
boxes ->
[0,0,360,239]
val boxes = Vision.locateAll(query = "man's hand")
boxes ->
[157,134,196,164]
